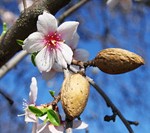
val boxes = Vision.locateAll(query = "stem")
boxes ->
[69,66,135,133]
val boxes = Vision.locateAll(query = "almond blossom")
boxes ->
[23,11,79,74]
[18,77,38,123]
[42,33,89,80]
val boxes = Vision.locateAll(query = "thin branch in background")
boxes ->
[58,0,90,23]
[69,66,137,133]
[0,50,27,78]
[0,89,14,105]
[0,0,90,78]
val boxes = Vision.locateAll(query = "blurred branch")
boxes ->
[0,0,71,67]
[0,50,27,78]
[69,66,137,133]
[58,0,90,23]
[0,0,90,78]
[0,89,14,105]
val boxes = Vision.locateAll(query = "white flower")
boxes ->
[18,77,38,123]
[34,120,88,133]
[42,33,89,80]
[23,11,79,74]
[107,0,132,12]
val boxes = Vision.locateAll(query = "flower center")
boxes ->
[44,32,63,50]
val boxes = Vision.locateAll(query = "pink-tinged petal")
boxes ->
[74,49,89,62]
[42,69,56,80]
[25,108,37,123]
[48,124,64,133]
[23,32,45,53]
[73,120,88,129]
[57,21,79,43]
[29,77,38,104]
[55,49,67,69]
[59,43,73,65]
[107,0,119,9]
[66,33,79,50]
[37,12,58,35]
[35,47,54,72]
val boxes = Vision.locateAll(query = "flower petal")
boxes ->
[37,11,58,35]
[23,32,45,53]
[74,49,89,62]
[35,47,55,72]
[73,120,88,129]
[66,33,79,50]
[52,63,63,72]
[42,69,56,80]
[48,124,64,133]
[57,21,79,43]
[59,43,73,65]
[29,77,38,104]
[25,108,37,123]
[55,49,67,69]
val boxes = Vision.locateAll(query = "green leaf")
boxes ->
[28,106,43,117]
[31,52,38,66]
[49,90,55,97]
[16,39,24,46]
[1,22,7,36]
[47,109,60,126]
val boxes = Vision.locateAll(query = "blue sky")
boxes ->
[0,0,150,133]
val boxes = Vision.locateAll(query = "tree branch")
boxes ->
[0,0,71,67]
[0,50,27,78]
[69,66,137,133]
[0,0,90,78]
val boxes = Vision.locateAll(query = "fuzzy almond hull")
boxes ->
[61,74,90,120]
[93,48,144,74]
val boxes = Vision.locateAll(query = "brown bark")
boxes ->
[0,0,71,67]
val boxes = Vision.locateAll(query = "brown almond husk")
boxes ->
[92,48,145,74]
[61,73,90,120]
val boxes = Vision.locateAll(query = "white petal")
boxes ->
[52,63,63,72]
[55,49,67,69]
[42,69,56,80]
[29,77,38,104]
[23,32,45,53]
[74,49,89,62]
[57,21,79,43]
[66,33,79,50]
[107,0,119,9]
[35,47,55,72]
[37,11,58,35]
[25,108,37,123]
[59,43,73,64]
[48,124,64,133]
[73,120,88,129]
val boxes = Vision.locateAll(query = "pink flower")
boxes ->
[42,34,89,80]
[23,11,79,73]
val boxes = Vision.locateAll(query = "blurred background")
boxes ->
[0,0,150,133]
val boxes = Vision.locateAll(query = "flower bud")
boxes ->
[61,73,90,120]
[92,48,144,74]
